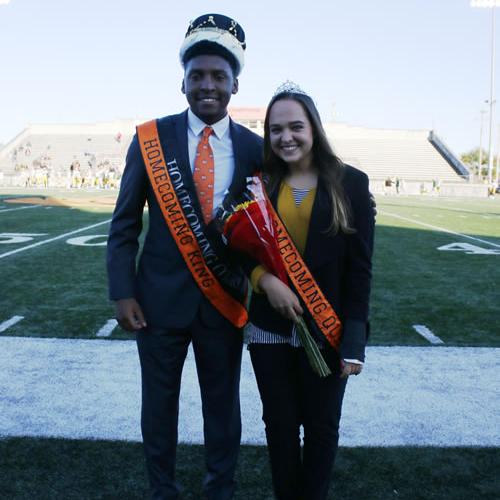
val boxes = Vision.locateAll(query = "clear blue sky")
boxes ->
[0,0,496,155]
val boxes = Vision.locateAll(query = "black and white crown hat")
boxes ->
[179,14,246,75]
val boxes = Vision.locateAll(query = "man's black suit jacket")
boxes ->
[107,110,264,328]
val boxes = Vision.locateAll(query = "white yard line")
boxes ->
[0,219,112,259]
[96,319,118,338]
[381,201,498,215]
[0,205,42,214]
[380,210,500,248]
[0,337,498,446]
[0,316,24,333]
[412,325,444,345]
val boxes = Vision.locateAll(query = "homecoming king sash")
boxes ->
[265,190,342,350]
[137,119,248,328]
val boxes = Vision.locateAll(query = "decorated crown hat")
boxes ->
[179,14,246,76]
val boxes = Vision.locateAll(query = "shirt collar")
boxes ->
[187,108,230,140]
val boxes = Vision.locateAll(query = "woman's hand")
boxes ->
[258,272,304,321]
[340,360,363,378]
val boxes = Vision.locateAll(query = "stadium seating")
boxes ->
[0,119,468,188]
[0,122,136,187]
[323,123,465,182]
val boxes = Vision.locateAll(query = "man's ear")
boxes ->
[181,79,186,94]
[232,78,239,95]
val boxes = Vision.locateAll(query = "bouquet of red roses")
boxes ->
[217,177,331,377]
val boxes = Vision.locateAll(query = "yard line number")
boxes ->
[437,242,500,255]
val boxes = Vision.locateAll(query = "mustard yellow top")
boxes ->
[251,182,317,291]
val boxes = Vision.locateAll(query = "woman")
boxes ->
[246,82,375,500]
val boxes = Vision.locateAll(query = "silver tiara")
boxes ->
[273,80,309,97]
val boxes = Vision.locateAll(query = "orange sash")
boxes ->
[266,197,342,350]
[136,120,248,328]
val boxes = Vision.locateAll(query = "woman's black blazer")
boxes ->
[248,164,375,362]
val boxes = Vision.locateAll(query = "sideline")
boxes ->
[0,205,42,214]
[0,219,111,259]
[380,210,500,248]
[0,336,498,447]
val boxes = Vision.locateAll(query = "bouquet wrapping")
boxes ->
[218,177,331,377]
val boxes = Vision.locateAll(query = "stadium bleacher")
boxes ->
[0,116,474,194]
[0,121,136,188]
[325,123,464,182]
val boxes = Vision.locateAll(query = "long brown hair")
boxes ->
[263,91,354,235]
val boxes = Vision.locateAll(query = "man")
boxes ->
[107,14,263,500]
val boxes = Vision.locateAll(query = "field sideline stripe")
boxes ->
[1,339,498,446]
[412,325,444,345]
[0,205,41,214]
[0,219,111,259]
[380,210,500,248]
[0,315,24,333]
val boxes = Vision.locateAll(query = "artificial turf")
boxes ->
[0,437,498,499]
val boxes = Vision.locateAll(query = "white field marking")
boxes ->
[437,242,500,255]
[0,233,48,244]
[412,325,444,345]
[1,339,499,446]
[382,200,499,216]
[380,210,500,248]
[66,234,107,247]
[96,319,118,338]
[0,219,111,259]
[0,315,24,333]
[0,205,41,214]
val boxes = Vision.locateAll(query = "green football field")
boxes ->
[1,189,499,346]
[1,189,499,499]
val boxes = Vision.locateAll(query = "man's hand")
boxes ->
[115,298,147,331]
[340,360,363,379]
[258,272,303,322]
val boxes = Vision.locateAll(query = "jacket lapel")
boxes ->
[304,183,345,270]
[303,184,328,264]
[156,110,205,220]
[172,110,195,191]
[228,120,252,198]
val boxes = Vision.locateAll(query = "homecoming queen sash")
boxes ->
[136,119,248,328]
[264,188,342,350]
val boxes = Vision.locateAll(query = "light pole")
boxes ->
[471,0,500,185]
[495,125,500,181]
[479,109,487,177]
[496,137,500,185]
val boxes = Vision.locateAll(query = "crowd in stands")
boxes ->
[68,159,121,189]
[9,142,123,189]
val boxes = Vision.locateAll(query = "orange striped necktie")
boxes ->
[193,126,215,224]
